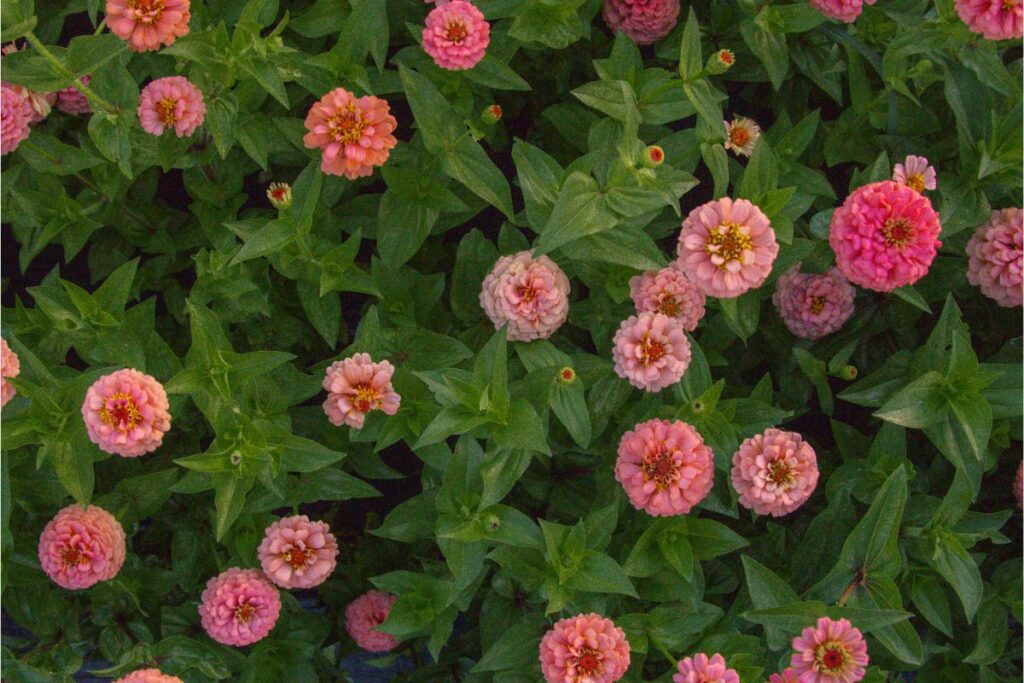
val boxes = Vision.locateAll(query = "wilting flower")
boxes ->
[892,155,936,193]
[731,428,819,517]
[643,145,665,168]
[82,368,171,457]
[322,353,401,429]
[38,505,126,590]
[629,265,706,332]
[1,82,34,155]
[616,418,714,516]
[1,338,20,408]
[345,591,398,652]
[673,653,740,683]
[106,0,191,52]
[724,116,760,157]
[965,208,1022,307]
[829,180,942,292]
[809,0,876,22]
[772,265,856,340]
[481,104,502,124]
[791,617,869,683]
[113,670,184,683]
[480,251,571,342]
[768,669,801,683]
[303,87,398,180]
[199,568,281,647]
[56,76,92,115]
[676,197,779,299]
[267,182,292,209]
[2,44,57,122]
[539,613,631,683]
[422,0,490,70]
[137,76,206,137]
[1015,460,1023,509]
[955,0,1022,39]
[258,515,339,589]
[603,0,681,45]
[612,313,691,392]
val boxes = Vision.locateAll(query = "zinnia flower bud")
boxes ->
[965,208,1022,308]
[199,568,281,647]
[257,515,339,589]
[557,367,576,384]
[345,590,398,652]
[706,49,735,74]
[481,104,502,124]
[322,353,401,429]
[1,338,20,408]
[38,505,126,590]
[267,182,292,209]
[539,613,631,683]
[480,250,571,342]
[642,145,665,168]
[791,617,869,683]
[114,669,184,683]
[106,0,191,52]
[731,428,819,517]
[616,418,714,516]
[673,653,740,683]
[838,365,858,381]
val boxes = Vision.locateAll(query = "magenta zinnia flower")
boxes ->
[422,0,490,70]
[1,338,20,408]
[258,515,339,589]
[302,87,398,180]
[322,353,401,429]
[724,117,760,157]
[138,76,205,137]
[955,0,1022,39]
[106,0,191,52]
[629,265,706,332]
[539,613,631,683]
[829,180,942,292]
[199,568,281,647]
[602,0,680,45]
[892,155,936,193]
[480,250,571,342]
[38,505,126,590]
[113,670,184,683]
[809,0,876,21]
[345,590,399,652]
[612,313,691,392]
[731,428,819,517]
[772,265,856,340]
[673,653,740,683]
[57,76,92,115]
[966,208,1022,307]
[1,82,34,155]
[82,368,171,457]
[791,617,869,683]
[616,418,714,516]
[769,668,801,683]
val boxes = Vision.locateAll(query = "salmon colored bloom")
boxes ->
[38,505,126,590]
[1,338,20,408]
[57,76,92,115]
[82,369,171,457]
[302,87,397,180]
[769,669,800,683]
[322,353,401,429]
[106,0,191,52]
[615,418,714,516]
[791,617,869,683]
[629,265,706,332]
[539,613,631,683]
[892,155,936,193]
[480,251,570,342]
[731,428,819,517]
[345,590,398,652]
[199,568,281,647]
[423,0,490,70]
[603,0,681,45]
[114,670,183,683]
[724,116,760,157]
[955,0,1022,39]
[258,515,338,589]
[809,0,876,22]
[772,265,856,340]
[612,313,691,392]
[673,653,740,683]
[966,208,1022,307]
[1,82,34,155]
[138,76,205,137]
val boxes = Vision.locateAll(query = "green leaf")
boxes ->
[549,378,591,448]
[720,291,761,342]
[928,529,983,622]
[738,140,779,199]
[296,281,340,347]
[910,574,953,638]
[443,136,516,220]
[463,53,531,91]
[964,596,1009,665]
[741,556,801,649]
[212,473,254,541]
[66,34,125,78]
[229,219,295,266]
[512,140,564,230]
[890,285,932,314]
[677,8,703,79]
[377,190,438,266]
[742,602,912,633]
[874,372,949,428]
[571,80,640,125]
[473,614,548,673]
[565,551,639,597]
[491,400,550,455]
[48,437,94,506]
[535,172,619,254]
[741,17,789,89]
[679,517,749,559]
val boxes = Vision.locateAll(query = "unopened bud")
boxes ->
[706,49,735,75]
[230,451,243,466]
[481,104,502,125]
[838,365,858,381]
[485,514,501,532]
[267,182,292,209]
[557,367,576,384]
[642,145,665,168]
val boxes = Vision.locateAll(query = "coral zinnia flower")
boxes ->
[602,0,681,45]
[731,428,819,517]
[82,369,171,457]
[1,338,20,408]
[539,613,631,683]
[38,505,126,590]
[422,0,490,70]
[1,82,34,155]
[955,0,1022,39]
[809,0,876,22]
[345,591,398,652]
[724,116,760,157]
[772,265,856,340]
[113,670,184,683]
[106,0,191,52]
[673,653,740,683]
[199,568,281,647]
[258,515,339,589]
[892,155,936,193]
[629,265,706,332]
[302,87,397,180]
[966,208,1022,307]
[480,250,571,342]
[612,313,691,392]
[616,418,714,516]
[322,353,401,429]
[791,617,869,683]
[138,76,205,137]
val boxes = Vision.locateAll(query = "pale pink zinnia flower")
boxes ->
[257,515,339,589]
[772,265,856,340]
[809,0,876,22]
[199,568,281,647]
[345,590,399,652]
[113,669,184,683]
[731,428,819,517]
[302,87,397,180]
[602,0,681,45]
[612,313,691,392]
[792,617,869,683]
[479,251,571,342]
[539,613,631,683]
[38,504,126,590]
[829,180,942,292]
[629,265,706,332]
[724,116,760,157]
[769,668,801,683]
[2,44,57,122]
[673,653,740,683]
[955,0,1022,39]
[106,0,191,52]
[422,0,490,71]
[57,76,92,116]
[322,353,401,429]
[82,368,171,457]
[1,338,20,408]
[676,197,779,299]
[138,76,205,137]
[615,418,714,516]
[966,208,1022,307]
[892,155,936,193]
[1,82,34,155]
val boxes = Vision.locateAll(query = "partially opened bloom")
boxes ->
[791,617,869,683]
[258,515,338,589]
[480,251,570,341]
[539,613,631,683]
[829,180,942,292]
[322,353,401,429]
[772,265,856,340]
[82,369,171,457]
[138,76,205,137]
[199,568,281,647]
[676,197,779,299]
[345,591,398,652]
[1,338,20,408]
[56,77,92,115]
[809,0,876,22]
[267,182,292,209]
[892,155,936,193]
[629,266,706,331]
[1,82,34,155]
[302,87,397,180]
[603,0,680,45]
[769,669,800,683]
[38,505,126,590]
[724,117,760,157]
[955,0,1022,39]
[2,44,56,122]
[673,653,740,683]
[966,208,1022,307]
[612,313,691,392]
[616,418,714,516]
[731,428,819,517]
[422,0,490,70]
[106,0,191,52]
[114,670,184,683]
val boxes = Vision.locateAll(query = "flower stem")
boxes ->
[837,571,866,607]
[23,31,119,116]
[93,18,107,36]
[649,632,678,668]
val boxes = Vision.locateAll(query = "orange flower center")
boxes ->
[61,545,84,567]
[649,147,664,162]
[810,296,826,314]
[128,0,164,23]
[517,284,537,304]
[657,295,680,317]
[445,20,468,42]
[816,643,850,673]
[561,368,575,381]
[157,98,177,126]
[353,384,381,413]
[641,450,677,489]
[638,334,665,366]
[573,648,602,679]
[729,127,750,147]
[99,392,142,433]
[280,547,314,570]
[882,218,914,249]
[765,459,794,487]
[234,603,256,624]
[705,221,753,268]
[907,174,926,192]
[1002,0,1017,10]
[328,105,367,145]
[719,50,734,64]
[271,188,287,201]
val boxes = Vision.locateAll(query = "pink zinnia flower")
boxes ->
[302,87,398,180]
[629,265,706,332]
[258,515,339,589]
[769,668,801,683]
[676,197,779,299]
[1,338,20,408]
[602,0,681,45]
[38,505,126,590]
[2,44,57,122]
[199,568,281,647]
[829,180,942,292]
[479,251,571,342]
[612,313,691,392]
[57,76,92,115]
[809,0,876,21]
[422,0,490,71]
[772,265,856,340]
[615,418,714,516]
[106,0,191,52]
[791,617,869,683]
[539,613,631,683]
[955,0,1022,39]
[82,368,171,457]
[1,82,34,155]
[322,353,401,429]
[137,76,205,137]
[345,590,399,652]
[1015,460,1023,509]
[966,208,1022,307]
[892,155,936,193]
[724,117,760,157]
[731,428,819,517]
[673,653,740,683]
[113,669,184,683]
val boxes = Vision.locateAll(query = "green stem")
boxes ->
[649,632,678,668]
[23,31,118,116]
[93,18,107,36]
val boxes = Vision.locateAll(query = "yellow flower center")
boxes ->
[705,221,753,268]
[729,126,750,147]
[280,547,315,570]
[128,0,164,23]
[810,296,826,314]
[1002,0,1017,11]
[99,392,142,433]
[638,334,665,366]
[641,450,677,490]
[328,104,367,145]
[234,603,256,624]
[882,218,914,249]
[517,284,537,304]
[353,384,381,413]
[445,20,468,42]
[157,98,177,127]
[907,174,926,192]
[765,459,794,487]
